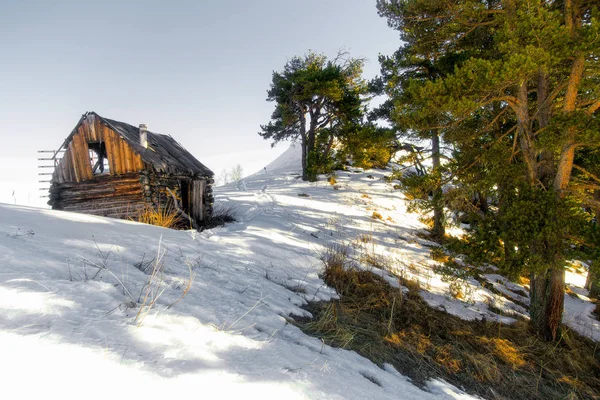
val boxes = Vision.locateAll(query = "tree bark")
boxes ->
[554,1,585,194]
[537,71,554,187]
[300,111,308,181]
[530,5,586,341]
[553,53,585,194]
[322,134,335,161]
[515,81,537,185]
[530,267,565,341]
[431,130,445,238]
[304,108,319,181]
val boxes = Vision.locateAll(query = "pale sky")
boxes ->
[0,0,400,207]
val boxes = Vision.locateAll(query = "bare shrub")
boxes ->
[135,238,167,325]
[200,203,237,230]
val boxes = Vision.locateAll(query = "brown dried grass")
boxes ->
[136,204,183,229]
[296,246,600,400]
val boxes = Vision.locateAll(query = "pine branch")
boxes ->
[572,165,600,184]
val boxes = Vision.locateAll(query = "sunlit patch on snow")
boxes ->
[0,286,75,314]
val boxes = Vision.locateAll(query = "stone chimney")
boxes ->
[139,124,148,148]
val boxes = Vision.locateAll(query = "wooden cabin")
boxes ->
[48,112,214,226]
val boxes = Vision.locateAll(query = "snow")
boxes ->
[0,143,595,399]
[563,262,600,341]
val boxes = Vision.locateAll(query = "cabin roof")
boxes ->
[67,112,214,177]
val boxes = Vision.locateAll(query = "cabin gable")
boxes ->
[48,111,214,226]
[53,114,146,185]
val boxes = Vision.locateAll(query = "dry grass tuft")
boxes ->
[430,247,451,263]
[519,276,531,286]
[357,233,373,244]
[295,245,600,400]
[478,337,526,369]
[371,211,383,220]
[137,203,183,229]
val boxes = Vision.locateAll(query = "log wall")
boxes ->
[49,171,213,223]
[52,114,145,184]
[49,173,145,219]
[139,173,213,221]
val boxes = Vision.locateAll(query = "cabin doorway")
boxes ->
[179,179,204,223]
[180,180,191,214]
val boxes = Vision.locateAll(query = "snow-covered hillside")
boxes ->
[1,144,597,399]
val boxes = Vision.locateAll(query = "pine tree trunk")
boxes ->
[530,267,565,341]
[537,71,554,187]
[553,2,585,193]
[305,113,318,181]
[431,131,445,238]
[322,134,335,161]
[300,111,308,181]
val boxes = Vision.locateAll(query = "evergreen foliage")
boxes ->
[337,124,396,169]
[259,52,367,181]
[377,0,599,340]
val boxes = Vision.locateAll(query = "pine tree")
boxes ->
[372,24,472,238]
[259,52,366,181]
[377,0,599,340]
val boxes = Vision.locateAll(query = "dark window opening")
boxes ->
[88,142,110,175]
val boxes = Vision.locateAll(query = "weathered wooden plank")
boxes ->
[54,192,144,203]
[61,203,145,216]
[88,117,98,142]
[51,174,141,189]
[200,180,205,220]
[64,147,73,183]
[50,185,143,197]
[79,122,88,142]
[71,135,81,182]
[73,132,85,182]
[55,149,66,184]
[75,130,92,181]
[78,132,90,181]
[59,200,145,211]
[104,126,118,174]
[82,134,93,181]
[133,153,140,171]
[120,137,131,173]
[191,180,203,221]
[123,141,132,172]
[68,141,80,182]
[51,186,143,196]
[111,132,124,174]
[95,117,104,142]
